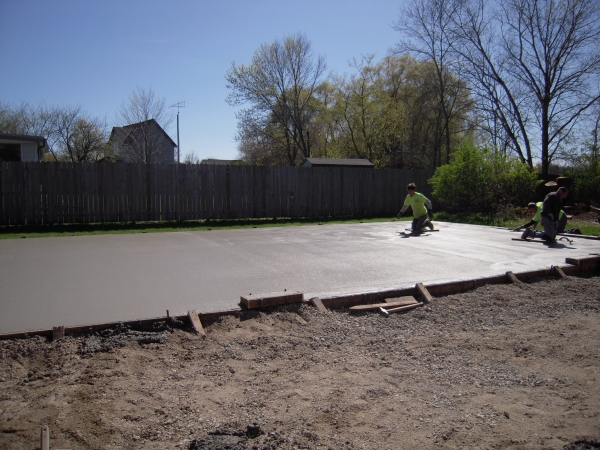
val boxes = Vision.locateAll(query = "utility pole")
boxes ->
[170,101,185,163]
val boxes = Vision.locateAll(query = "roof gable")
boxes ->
[110,119,176,147]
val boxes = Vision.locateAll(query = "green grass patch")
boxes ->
[434,211,600,236]
[2,211,597,239]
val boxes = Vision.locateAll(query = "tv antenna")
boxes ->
[170,101,185,163]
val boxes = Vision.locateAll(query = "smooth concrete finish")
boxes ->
[1,221,599,334]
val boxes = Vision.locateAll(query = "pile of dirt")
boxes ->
[570,211,600,226]
[1,273,599,449]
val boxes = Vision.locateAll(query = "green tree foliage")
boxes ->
[226,33,327,166]
[226,36,473,168]
[326,55,473,169]
[430,142,539,213]
[326,55,409,168]
[565,112,600,205]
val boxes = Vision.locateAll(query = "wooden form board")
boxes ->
[565,255,600,266]
[349,296,418,312]
[240,291,304,309]
[565,255,600,272]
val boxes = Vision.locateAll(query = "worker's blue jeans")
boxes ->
[412,214,427,232]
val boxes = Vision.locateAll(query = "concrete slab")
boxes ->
[1,221,599,335]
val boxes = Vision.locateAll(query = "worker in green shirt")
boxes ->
[397,183,434,234]
[514,197,575,239]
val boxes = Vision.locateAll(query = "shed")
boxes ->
[302,158,374,168]
[200,159,245,165]
[0,134,47,162]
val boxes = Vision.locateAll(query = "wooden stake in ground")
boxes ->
[52,326,65,341]
[41,425,49,450]
[310,297,328,313]
[188,310,205,336]
[552,266,568,279]
[416,283,433,304]
[506,271,520,283]
[349,297,418,313]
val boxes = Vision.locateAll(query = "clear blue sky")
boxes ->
[0,0,405,162]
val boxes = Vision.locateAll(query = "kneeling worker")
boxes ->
[397,183,434,233]
[519,187,569,242]
[514,201,568,239]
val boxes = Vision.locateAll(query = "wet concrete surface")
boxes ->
[1,221,599,334]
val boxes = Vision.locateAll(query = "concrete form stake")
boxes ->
[41,425,49,450]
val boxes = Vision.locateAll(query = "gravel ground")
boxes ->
[1,273,599,450]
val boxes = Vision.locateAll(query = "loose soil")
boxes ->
[1,274,599,450]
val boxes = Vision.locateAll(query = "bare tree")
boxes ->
[116,87,174,163]
[226,33,327,166]
[393,0,473,166]
[1,101,111,162]
[451,0,600,175]
[0,102,62,160]
[182,152,201,165]
[67,117,111,162]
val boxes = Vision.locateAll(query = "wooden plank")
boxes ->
[381,302,424,315]
[0,162,5,225]
[310,297,328,313]
[565,255,600,266]
[33,162,41,224]
[73,162,81,223]
[22,162,31,225]
[506,271,520,283]
[154,164,161,221]
[188,310,205,336]
[416,282,433,304]
[240,294,261,309]
[349,297,418,312]
[384,295,418,304]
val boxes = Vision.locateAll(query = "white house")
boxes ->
[0,134,47,162]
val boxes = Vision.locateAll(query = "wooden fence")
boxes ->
[0,162,433,225]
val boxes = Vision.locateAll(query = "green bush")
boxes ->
[429,142,540,214]
[573,174,600,206]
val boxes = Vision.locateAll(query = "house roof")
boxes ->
[303,158,374,167]
[110,119,176,147]
[200,158,244,165]
[0,134,47,146]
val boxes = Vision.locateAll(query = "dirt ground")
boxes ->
[1,273,599,450]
